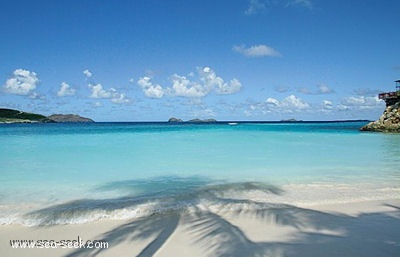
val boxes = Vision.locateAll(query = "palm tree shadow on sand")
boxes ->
[25,177,400,257]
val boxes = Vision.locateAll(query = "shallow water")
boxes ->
[0,122,399,225]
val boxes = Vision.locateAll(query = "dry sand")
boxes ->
[1,199,399,257]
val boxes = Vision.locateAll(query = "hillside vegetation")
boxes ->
[0,108,52,123]
[0,108,93,123]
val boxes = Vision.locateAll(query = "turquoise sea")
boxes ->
[0,121,399,226]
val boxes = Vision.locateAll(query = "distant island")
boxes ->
[168,117,183,123]
[280,118,302,122]
[0,108,94,123]
[48,114,94,123]
[168,117,217,123]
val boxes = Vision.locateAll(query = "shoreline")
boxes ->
[1,198,399,257]
[2,180,399,227]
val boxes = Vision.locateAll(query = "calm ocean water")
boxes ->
[1,122,399,225]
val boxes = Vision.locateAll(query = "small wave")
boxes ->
[18,180,280,226]
[2,180,399,226]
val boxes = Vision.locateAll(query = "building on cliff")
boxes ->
[378,80,400,106]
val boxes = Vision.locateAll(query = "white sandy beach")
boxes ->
[1,199,399,257]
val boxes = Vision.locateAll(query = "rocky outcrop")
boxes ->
[361,102,400,132]
[48,114,94,123]
[168,117,183,123]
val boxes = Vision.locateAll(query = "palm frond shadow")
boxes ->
[61,211,180,257]
[215,199,349,230]
[25,177,400,257]
[187,199,400,257]
[186,209,271,257]
[182,198,347,257]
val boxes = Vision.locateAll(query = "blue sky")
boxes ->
[1,0,399,121]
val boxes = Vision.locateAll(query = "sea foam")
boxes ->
[1,181,398,226]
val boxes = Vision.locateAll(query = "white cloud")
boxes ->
[199,67,242,95]
[332,96,385,118]
[199,67,222,92]
[89,83,111,98]
[281,95,310,110]
[221,79,242,95]
[137,76,165,98]
[111,93,130,104]
[137,66,242,98]
[322,100,333,110]
[83,69,93,78]
[266,97,280,106]
[246,92,384,119]
[252,95,310,114]
[317,84,334,94]
[88,83,130,104]
[337,104,349,111]
[57,82,76,97]
[233,44,281,57]
[343,96,365,105]
[171,74,207,98]
[3,69,39,95]
[341,96,383,109]
[245,0,266,15]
